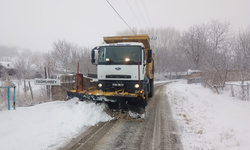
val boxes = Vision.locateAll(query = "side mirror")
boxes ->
[147,49,152,63]
[91,47,96,64]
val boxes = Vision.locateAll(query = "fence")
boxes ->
[225,83,250,101]
[0,86,16,110]
[187,77,205,85]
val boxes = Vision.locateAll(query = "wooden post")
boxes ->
[24,79,26,98]
[44,67,47,78]
[48,67,51,100]
[28,81,33,100]
[76,63,79,92]
[44,67,50,99]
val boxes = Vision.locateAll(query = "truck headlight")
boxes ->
[98,83,102,87]
[125,58,130,62]
[134,84,139,88]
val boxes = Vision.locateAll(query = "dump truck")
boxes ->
[67,34,154,118]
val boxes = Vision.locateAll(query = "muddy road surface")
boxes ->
[60,82,183,150]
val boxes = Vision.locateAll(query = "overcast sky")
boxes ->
[0,0,250,52]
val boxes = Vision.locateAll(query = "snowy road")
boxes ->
[2,80,250,149]
[60,83,183,150]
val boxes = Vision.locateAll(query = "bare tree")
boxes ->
[43,52,56,78]
[14,50,32,97]
[236,26,250,69]
[29,51,47,78]
[50,40,96,76]
[51,40,73,72]
[117,27,186,77]
[202,20,235,90]
[233,26,250,83]
[78,47,96,75]
[179,23,208,69]
[152,27,181,75]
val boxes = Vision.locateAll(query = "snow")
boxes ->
[1,80,250,149]
[226,81,250,85]
[166,80,250,150]
[0,61,14,69]
[0,98,112,150]
[11,79,43,92]
[187,69,201,75]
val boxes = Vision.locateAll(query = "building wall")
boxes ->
[226,70,250,81]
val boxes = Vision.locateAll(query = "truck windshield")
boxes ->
[98,46,141,65]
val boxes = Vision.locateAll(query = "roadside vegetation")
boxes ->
[1,19,250,110]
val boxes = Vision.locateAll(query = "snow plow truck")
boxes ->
[67,34,154,118]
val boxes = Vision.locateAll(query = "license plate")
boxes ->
[112,83,124,86]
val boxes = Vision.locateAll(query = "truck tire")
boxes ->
[148,78,154,97]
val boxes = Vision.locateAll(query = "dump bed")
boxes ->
[104,34,150,49]
[104,34,154,80]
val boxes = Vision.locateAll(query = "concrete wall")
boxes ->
[51,75,96,101]
[51,83,75,101]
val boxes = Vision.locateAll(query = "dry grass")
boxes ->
[0,88,51,111]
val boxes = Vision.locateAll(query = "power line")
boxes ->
[106,0,136,35]
[141,0,153,28]
[134,0,148,28]
[126,0,143,29]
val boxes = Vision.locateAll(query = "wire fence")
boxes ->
[187,77,205,85]
[225,83,250,101]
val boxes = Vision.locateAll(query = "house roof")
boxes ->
[0,61,14,69]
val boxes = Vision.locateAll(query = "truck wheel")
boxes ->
[148,79,154,97]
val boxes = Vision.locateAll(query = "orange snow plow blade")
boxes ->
[67,87,146,115]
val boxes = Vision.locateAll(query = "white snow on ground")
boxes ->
[0,98,112,150]
[1,80,250,150]
[166,80,250,150]
[226,81,250,85]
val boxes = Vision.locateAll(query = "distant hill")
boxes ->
[0,45,19,59]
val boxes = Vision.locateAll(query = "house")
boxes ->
[0,61,14,69]
[0,61,15,77]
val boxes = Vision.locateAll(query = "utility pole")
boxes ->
[44,67,50,99]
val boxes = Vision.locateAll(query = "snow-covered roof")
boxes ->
[0,61,14,69]
[98,42,145,48]
[187,69,202,75]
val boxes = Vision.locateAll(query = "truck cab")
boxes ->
[92,42,148,93]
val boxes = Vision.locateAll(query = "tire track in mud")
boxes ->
[60,82,183,150]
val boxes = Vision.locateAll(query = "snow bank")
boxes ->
[0,98,112,150]
[166,80,250,150]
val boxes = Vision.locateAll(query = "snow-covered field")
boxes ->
[166,80,250,150]
[0,98,112,150]
[0,80,250,149]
